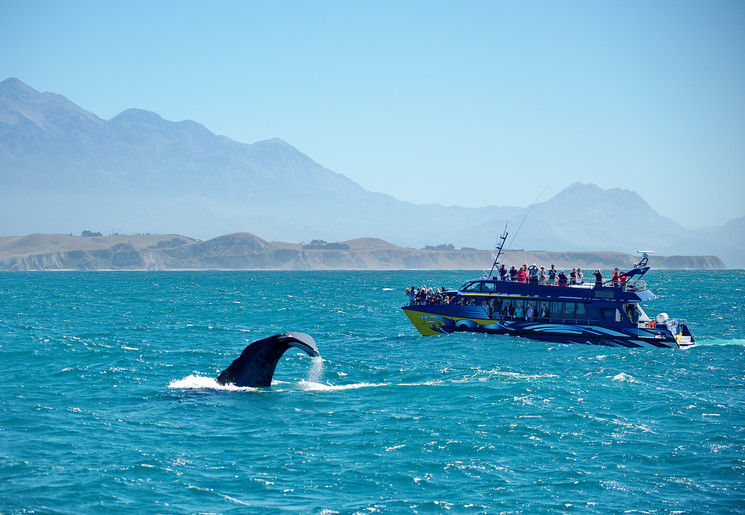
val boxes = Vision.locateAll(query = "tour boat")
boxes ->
[402,235,695,349]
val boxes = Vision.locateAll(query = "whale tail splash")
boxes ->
[216,332,320,387]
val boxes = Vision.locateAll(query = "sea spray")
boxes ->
[307,355,324,384]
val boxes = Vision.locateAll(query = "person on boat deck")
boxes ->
[558,270,568,286]
[612,268,620,287]
[515,304,524,319]
[503,303,514,318]
[426,287,435,303]
[548,265,557,285]
[619,271,627,291]
[540,304,550,320]
[509,266,518,282]
[517,266,527,283]
[526,303,535,321]
[406,287,415,305]
[528,264,539,284]
[416,286,427,303]
[577,268,584,285]
[570,268,577,285]
[539,266,547,285]
[499,264,507,281]
[593,269,603,287]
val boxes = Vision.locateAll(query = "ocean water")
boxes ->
[1,270,743,513]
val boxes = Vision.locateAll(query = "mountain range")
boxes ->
[1,78,742,267]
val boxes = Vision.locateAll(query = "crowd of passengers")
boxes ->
[406,266,629,305]
[405,285,451,305]
[496,264,629,289]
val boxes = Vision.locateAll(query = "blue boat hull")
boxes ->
[402,306,691,349]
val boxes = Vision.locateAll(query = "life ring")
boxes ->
[649,321,656,329]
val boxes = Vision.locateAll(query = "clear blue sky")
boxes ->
[2,0,743,229]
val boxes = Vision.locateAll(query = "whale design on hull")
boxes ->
[216,332,320,387]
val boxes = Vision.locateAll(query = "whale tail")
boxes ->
[216,332,320,387]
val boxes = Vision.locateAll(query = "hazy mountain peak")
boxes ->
[0,78,81,108]
[0,77,37,99]
[256,137,290,146]
[551,182,650,210]
[0,78,102,133]
[555,182,603,198]
[110,108,166,125]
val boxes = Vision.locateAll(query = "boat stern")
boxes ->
[674,322,696,349]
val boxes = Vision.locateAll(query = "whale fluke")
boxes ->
[216,332,320,387]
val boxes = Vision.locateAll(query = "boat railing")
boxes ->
[407,299,452,306]
[626,280,648,292]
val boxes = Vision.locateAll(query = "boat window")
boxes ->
[544,300,589,320]
[550,301,571,319]
[484,298,497,318]
[600,308,621,322]
[576,302,587,320]
[567,302,577,318]
[463,282,482,292]
[501,299,522,317]
[481,282,496,292]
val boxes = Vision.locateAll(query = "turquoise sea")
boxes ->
[1,270,744,513]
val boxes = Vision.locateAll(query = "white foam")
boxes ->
[167,374,258,391]
[612,372,635,383]
[299,381,389,392]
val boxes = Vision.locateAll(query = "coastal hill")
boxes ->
[1,78,743,267]
[0,233,725,271]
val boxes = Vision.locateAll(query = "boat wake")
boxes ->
[698,338,745,347]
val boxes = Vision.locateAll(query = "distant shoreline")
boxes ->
[0,232,727,271]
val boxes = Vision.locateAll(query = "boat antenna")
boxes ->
[487,222,509,278]
[505,182,550,252]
